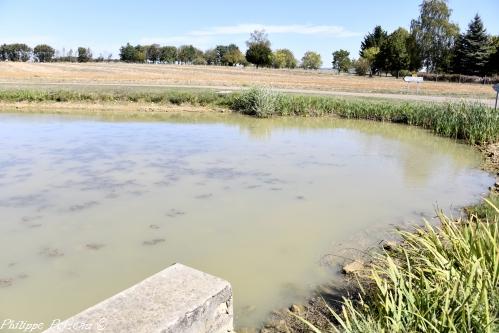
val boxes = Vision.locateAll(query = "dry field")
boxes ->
[0,62,496,100]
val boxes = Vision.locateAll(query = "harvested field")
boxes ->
[0,62,495,99]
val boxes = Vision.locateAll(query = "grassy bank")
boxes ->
[230,88,498,145]
[289,200,499,333]
[0,87,497,145]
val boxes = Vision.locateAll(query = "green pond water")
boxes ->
[0,111,493,331]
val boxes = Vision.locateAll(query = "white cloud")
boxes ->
[140,23,360,48]
[188,23,360,37]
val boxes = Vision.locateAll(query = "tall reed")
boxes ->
[293,204,499,333]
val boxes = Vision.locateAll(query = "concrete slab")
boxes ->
[43,263,233,333]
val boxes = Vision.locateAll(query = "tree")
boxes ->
[178,45,198,64]
[360,26,387,56]
[68,49,75,62]
[77,47,92,62]
[301,51,322,70]
[146,44,161,63]
[332,49,351,73]
[160,46,177,64]
[33,44,55,62]
[411,0,459,73]
[272,49,297,69]
[488,36,499,75]
[222,45,245,66]
[0,43,31,61]
[359,26,388,75]
[379,28,411,78]
[120,43,136,62]
[353,58,369,76]
[204,48,218,65]
[245,30,272,68]
[361,47,380,77]
[452,14,494,76]
[133,45,146,62]
[406,34,423,71]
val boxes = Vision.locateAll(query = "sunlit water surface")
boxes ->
[0,111,493,330]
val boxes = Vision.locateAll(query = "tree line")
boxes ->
[331,0,499,78]
[0,31,323,70]
[118,30,323,69]
[0,44,103,63]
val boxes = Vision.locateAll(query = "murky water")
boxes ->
[0,111,493,330]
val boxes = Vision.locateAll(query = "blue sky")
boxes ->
[0,0,498,65]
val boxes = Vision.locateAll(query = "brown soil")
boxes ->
[0,101,227,114]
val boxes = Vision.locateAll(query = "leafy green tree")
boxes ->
[272,49,297,69]
[379,28,411,77]
[77,47,92,62]
[119,43,136,62]
[133,45,146,62]
[0,43,31,61]
[406,34,423,71]
[362,47,380,77]
[146,44,161,63]
[245,30,272,68]
[332,49,351,73]
[214,45,229,65]
[452,14,494,76]
[301,51,322,70]
[222,45,245,66]
[204,48,218,65]
[160,46,177,64]
[33,44,55,62]
[178,45,198,64]
[411,0,459,73]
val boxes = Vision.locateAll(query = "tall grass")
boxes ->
[293,204,499,333]
[230,88,499,145]
[1,87,498,144]
[0,89,227,106]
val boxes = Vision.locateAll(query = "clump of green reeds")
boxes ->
[231,88,499,144]
[293,203,499,333]
[0,89,227,106]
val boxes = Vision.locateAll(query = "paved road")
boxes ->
[0,80,496,107]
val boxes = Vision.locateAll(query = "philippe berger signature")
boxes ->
[0,318,106,332]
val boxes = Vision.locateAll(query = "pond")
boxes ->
[0,111,493,330]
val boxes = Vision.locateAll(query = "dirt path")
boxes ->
[0,80,496,108]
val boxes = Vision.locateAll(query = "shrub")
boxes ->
[354,58,369,76]
[417,72,499,84]
[229,87,281,117]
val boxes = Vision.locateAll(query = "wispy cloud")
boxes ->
[188,23,360,37]
[140,23,360,47]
